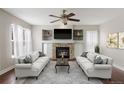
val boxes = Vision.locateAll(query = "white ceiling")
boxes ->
[3,8,124,25]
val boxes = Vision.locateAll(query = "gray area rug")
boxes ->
[16,61,103,84]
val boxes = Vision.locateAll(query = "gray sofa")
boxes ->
[76,52,113,80]
[15,51,50,79]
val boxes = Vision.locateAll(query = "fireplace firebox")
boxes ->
[56,47,69,58]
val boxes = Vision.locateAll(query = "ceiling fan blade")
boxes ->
[67,13,75,17]
[50,19,61,23]
[68,18,80,22]
[49,15,61,18]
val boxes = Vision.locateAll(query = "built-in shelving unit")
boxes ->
[42,29,52,40]
[42,29,83,41]
[73,29,83,40]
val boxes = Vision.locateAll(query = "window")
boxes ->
[23,28,32,55]
[10,24,16,58]
[43,43,47,55]
[86,30,98,52]
[10,24,32,58]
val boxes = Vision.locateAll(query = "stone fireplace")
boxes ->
[56,47,69,58]
[52,43,74,59]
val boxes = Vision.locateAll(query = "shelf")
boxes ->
[42,29,83,41]
[73,29,83,40]
[42,29,52,40]
[41,40,83,44]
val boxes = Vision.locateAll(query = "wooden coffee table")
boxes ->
[55,58,70,73]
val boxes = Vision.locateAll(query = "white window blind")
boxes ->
[10,24,32,58]
[10,24,16,58]
[86,30,98,52]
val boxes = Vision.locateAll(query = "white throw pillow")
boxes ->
[30,51,39,62]
[18,56,25,64]
[100,56,108,64]
[87,52,96,63]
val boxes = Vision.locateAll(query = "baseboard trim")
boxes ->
[113,64,124,71]
[0,65,15,75]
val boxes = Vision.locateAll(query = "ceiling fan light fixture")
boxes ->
[49,9,80,25]
[61,18,68,25]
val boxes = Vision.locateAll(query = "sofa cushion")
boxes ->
[30,51,39,62]
[23,55,32,64]
[32,56,49,71]
[39,51,45,57]
[38,56,49,63]
[100,56,108,64]
[95,53,109,64]
[102,58,108,64]
[81,61,94,71]
[94,56,103,64]
[87,52,96,63]
[76,57,89,63]
[32,59,44,71]
[101,56,112,64]
[18,56,25,64]
[81,52,88,57]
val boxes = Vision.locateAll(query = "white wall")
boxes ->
[32,26,43,51]
[100,15,124,70]
[32,25,99,58]
[0,9,31,74]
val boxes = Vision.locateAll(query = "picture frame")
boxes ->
[107,33,118,48]
[42,29,52,40]
[119,32,124,49]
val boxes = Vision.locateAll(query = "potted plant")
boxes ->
[95,45,100,53]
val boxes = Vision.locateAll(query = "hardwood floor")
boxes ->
[0,69,16,84]
[0,67,124,84]
[101,67,124,84]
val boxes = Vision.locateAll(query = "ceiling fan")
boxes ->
[49,10,80,25]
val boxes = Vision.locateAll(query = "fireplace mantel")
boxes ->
[41,40,83,44]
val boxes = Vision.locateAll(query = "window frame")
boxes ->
[10,24,15,58]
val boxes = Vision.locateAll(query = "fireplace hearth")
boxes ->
[56,47,69,58]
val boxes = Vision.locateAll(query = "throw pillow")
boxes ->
[100,56,108,64]
[24,56,32,64]
[39,51,45,57]
[102,58,108,64]
[81,52,88,57]
[30,51,39,62]
[18,56,25,64]
[94,56,103,64]
[18,59,24,64]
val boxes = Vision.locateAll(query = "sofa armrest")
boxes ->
[94,64,112,70]
[15,64,32,69]
[107,58,113,65]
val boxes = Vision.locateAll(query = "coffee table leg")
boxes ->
[68,66,70,73]
[55,65,57,73]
